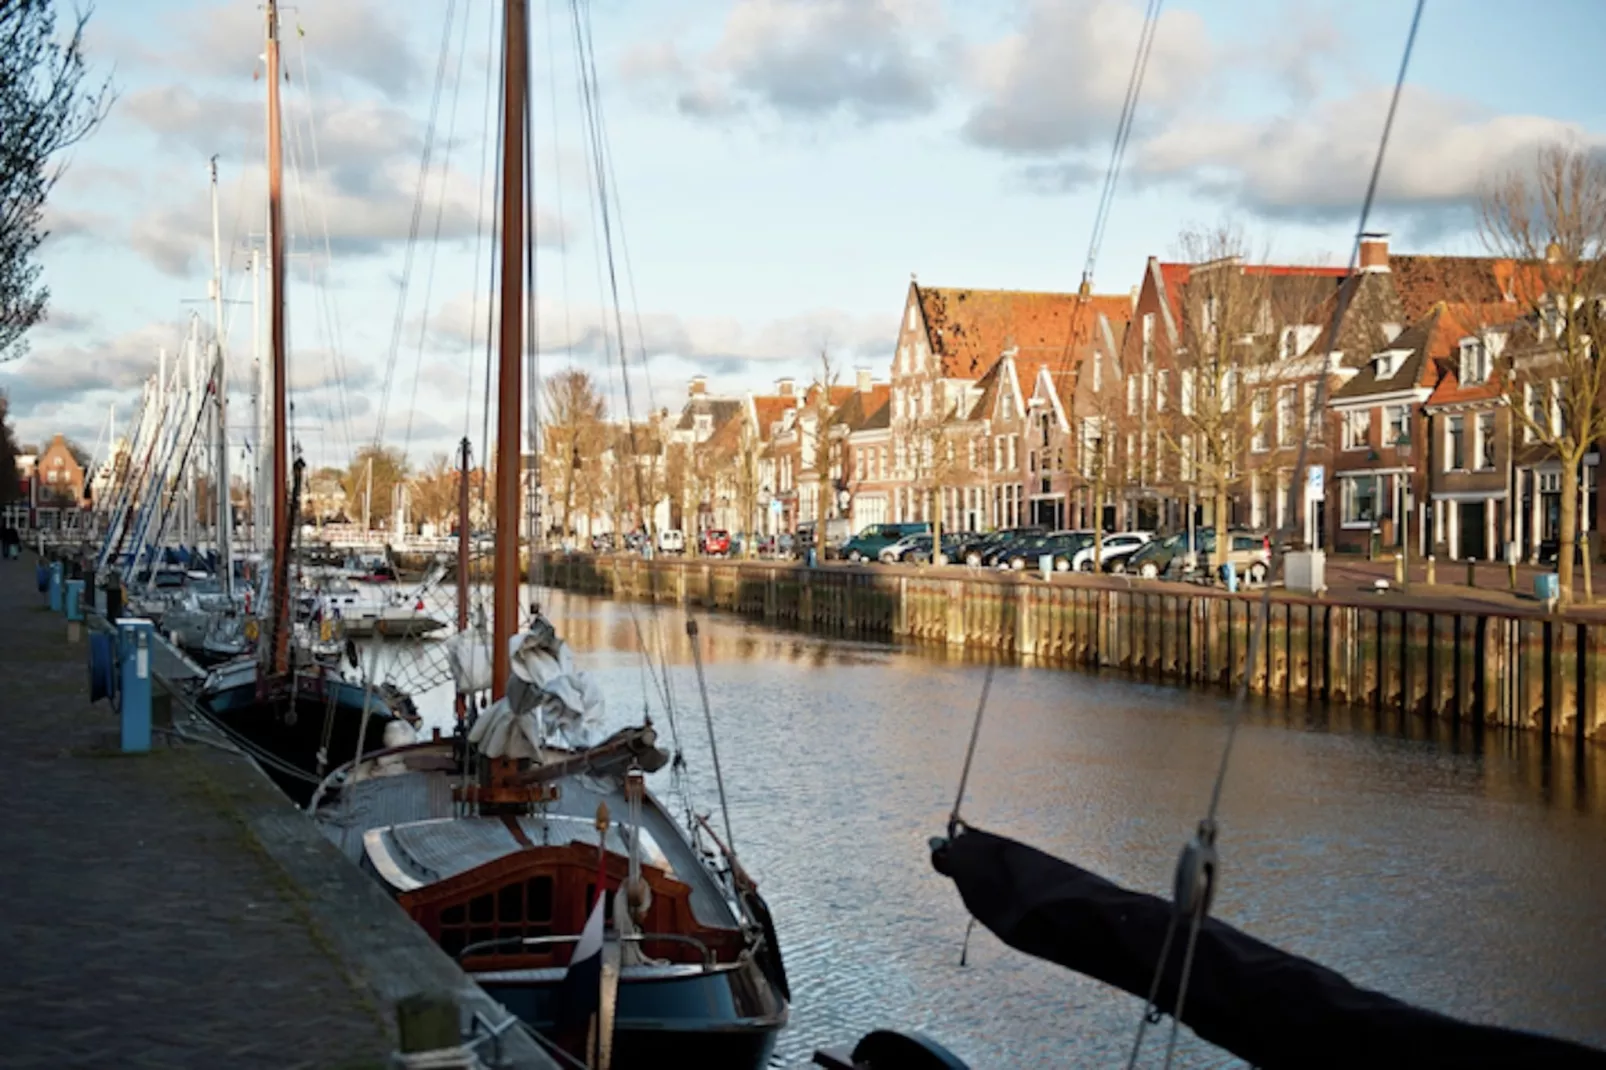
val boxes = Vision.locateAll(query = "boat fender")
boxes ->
[848,1031,970,1069]
[742,888,791,1003]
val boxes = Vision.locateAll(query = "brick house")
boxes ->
[1422,305,1518,561]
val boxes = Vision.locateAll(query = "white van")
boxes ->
[656,529,686,554]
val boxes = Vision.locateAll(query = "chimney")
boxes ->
[855,368,872,394]
[688,374,707,397]
[777,377,795,398]
[1359,232,1390,272]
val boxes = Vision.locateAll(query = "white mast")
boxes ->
[210,156,235,595]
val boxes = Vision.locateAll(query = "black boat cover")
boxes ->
[931,826,1606,1069]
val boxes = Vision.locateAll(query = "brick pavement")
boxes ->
[0,555,393,1069]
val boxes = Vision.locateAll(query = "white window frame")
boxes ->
[1341,410,1369,451]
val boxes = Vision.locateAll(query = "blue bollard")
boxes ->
[65,579,84,622]
[1222,560,1239,593]
[116,618,154,753]
[48,561,64,612]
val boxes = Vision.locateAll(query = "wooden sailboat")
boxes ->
[308,3,789,1063]
[195,0,404,801]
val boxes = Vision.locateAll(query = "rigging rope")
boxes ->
[1127,5,1428,1068]
[375,0,459,450]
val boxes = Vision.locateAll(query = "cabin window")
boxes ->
[437,875,555,960]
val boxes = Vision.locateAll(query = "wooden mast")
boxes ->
[492,0,527,701]
[266,0,290,675]
[456,436,471,724]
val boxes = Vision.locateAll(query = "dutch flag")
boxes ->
[558,890,606,1027]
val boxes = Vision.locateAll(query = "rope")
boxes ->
[947,661,996,838]
[1126,6,1428,1067]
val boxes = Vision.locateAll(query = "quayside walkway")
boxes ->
[0,556,392,1068]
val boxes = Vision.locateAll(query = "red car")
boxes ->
[700,529,731,556]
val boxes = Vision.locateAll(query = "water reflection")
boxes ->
[389,588,1606,1067]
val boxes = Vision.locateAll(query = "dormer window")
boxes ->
[1374,352,1396,378]
[1460,338,1489,384]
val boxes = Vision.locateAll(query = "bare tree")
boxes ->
[1483,143,1606,605]
[1072,347,1130,564]
[542,369,607,541]
[906,357,977,563]
[1,2,114,361]
[1160,228,1292,563]
[410,453,457,531]
[808,347,843,533]
[0,391,19,504]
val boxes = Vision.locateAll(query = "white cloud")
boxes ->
[959,0,1213,156]
[1132,87,1601,217]
[625,0,946,123]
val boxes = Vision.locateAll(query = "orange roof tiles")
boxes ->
[915,286,1129,380]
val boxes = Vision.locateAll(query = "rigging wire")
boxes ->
[1126,5,1428,1068]
[375,0,459,450]
[403,0,474,463]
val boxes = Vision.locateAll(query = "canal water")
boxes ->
[380,587,1606,1068]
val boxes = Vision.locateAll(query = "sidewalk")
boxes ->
[0,558,392,1069]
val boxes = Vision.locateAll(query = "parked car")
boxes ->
[590,532,615,553]
[656,529,686,554]
[699,529,731,556]
[912,531,985,565]
[981,527,1053,568]
[1001,530,1095,571]
[878,533,928,563]
[966,526,1048,567]
[1070,530,1152,571]
[798,517,854,559]
[1117,529,1270,582]
[841,522,929,563]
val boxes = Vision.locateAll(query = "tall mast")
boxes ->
[456,437,471,725]
[250,248,264,553]
[492,0,528,700]
[210,157,234,595]
[266,0,290,675]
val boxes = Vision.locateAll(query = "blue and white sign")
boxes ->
[1306,465,1325,499]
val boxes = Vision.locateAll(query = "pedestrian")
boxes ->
[1,523,19,560]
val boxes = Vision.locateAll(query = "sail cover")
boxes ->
[931,826,1606,1069]
[467,619,606,756]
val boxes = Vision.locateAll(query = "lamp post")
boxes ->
[1367,447,1381,560]
[1397,428,1412,590]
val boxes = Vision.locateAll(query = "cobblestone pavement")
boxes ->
[0,557,392,1069]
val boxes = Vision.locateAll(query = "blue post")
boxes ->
[65,579,85,622]
[1222,560,1239,594]
[116,618,154,753]
[48,561,64,612]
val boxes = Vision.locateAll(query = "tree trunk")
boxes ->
[1559,459,1578,605]
[932,485,944,566]
[1213,481,1230,580]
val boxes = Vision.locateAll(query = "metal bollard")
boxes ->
[1394,553,1405,586]
[116,618,154,753]
[48,561,64,612]
[1425,555,1436,586]
[1466,557,1476,588]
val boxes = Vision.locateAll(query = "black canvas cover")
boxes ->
[931,826,1606,1069]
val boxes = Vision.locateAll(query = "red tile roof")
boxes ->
[1423,302,1520,406]
[1156,260,1347,325]
[1388,255,1519,321]
[915,286,1129,380]
[751,395,799,441]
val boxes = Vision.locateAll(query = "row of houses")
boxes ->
[665,234,1603,564]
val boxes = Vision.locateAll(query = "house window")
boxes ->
[1126,433,1136,479]
[1220,370,1236,412]
[1446,415,1465,471]
[1203,296,1220,340]
[1277,386,1297,447]
[1142,314,1154,363]
[1126,378,1137,417]
[1341,475,1377,526]
[1001,388,1014,421]
[1251,390,1270,452]
[1526,383,1544,443]
[1304,382,1324,443]
[1008,434,1019,470]
[1180,434,1194,481]
[1477,412,1496,470]
[1180,370,1195,415]
[1155,370,1169,412]
[967,439,977,470]
[994,436,1004,471]
[1460,339,1488,384]
[877,445,887,477]
[1092,355,1103,393]
[1552,379,1568,436]
[1386,405,1409,447]
[1341,410,1368,450]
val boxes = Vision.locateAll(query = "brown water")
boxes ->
[392,588,1606,1068]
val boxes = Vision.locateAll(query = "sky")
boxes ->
[4,0,1604,473]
